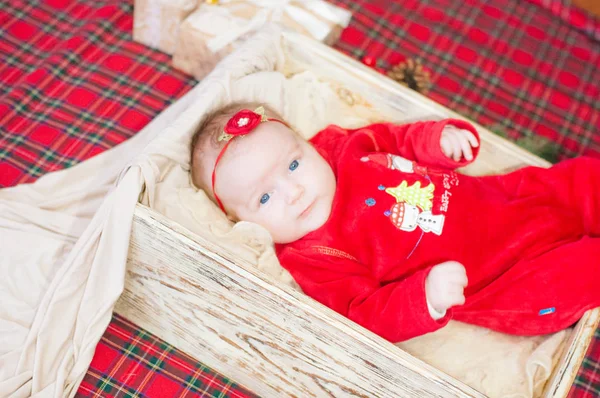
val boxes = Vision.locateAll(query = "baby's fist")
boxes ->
[440,124,479,162]
[425,261,468,314]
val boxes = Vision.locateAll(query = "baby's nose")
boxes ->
[287,183,304,205]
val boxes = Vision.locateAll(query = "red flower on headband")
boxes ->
[224,109,263,136]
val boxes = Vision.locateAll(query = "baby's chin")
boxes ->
[273,205,332,244]
[269,222,316,244]
[271,226,310,244]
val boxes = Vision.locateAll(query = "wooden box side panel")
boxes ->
[116,204,485,398]
[543,310,600,397]
[114,33,598,397]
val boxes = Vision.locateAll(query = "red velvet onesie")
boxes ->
[275,119,600,343]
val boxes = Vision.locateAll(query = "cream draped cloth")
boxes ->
[0,26,567,398]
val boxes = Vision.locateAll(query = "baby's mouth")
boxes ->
[299,200,315,218]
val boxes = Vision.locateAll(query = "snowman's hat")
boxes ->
[361,153,392,168]
[390,202,407,229]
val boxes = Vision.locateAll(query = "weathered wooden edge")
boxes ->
[543,309,600,397]
[119,203,485,397]
[112,31,595,397]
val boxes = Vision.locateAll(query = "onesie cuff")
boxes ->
[426,299,447,320]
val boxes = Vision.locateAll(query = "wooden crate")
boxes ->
[114,32,600,397]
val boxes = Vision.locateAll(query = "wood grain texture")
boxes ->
[115,32,599,397]
[116,204,485,398]
[543,310,600,397]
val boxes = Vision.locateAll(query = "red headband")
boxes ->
[211,106,288,213]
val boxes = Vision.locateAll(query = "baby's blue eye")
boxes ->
[260,193,270,205]
[289,160,299,171]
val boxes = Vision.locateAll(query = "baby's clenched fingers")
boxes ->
[449,272,468,287]
[449,132,462,161]
[462,129,479,147]
[468,131,479,147]
[446,260,466,272]
[448,291,466,306]
[459,135,473,161]
[447,285,465,296]
[440,135,453,158]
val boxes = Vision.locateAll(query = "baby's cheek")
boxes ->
[261,212,283,233]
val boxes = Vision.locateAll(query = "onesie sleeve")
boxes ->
[278,247,452,342]
[350,119,480,169]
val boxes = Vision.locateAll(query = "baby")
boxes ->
[191,101,600,342]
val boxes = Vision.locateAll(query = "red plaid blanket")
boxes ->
[1,0,599,397]
[330,0,600,161]
[0,0,195,187]
[77,315,256,398]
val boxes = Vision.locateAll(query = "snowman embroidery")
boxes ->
[361,153,430,177]
[361,153,448,235]
[385,180,445,235]
[388,202,445,235]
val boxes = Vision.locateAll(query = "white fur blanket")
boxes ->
[0,26,567,398]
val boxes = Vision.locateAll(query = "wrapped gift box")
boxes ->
[172,0,352,79]
[133,0,198,54]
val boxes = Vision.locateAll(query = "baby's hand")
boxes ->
[425,261,468,315]
[440,124,479,162]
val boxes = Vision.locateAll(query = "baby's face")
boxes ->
[214,121,336,244]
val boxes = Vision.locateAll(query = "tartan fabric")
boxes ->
[330,0,600,162]
[0,0,196,188]
[2,0,600,397]
[1,1,255,397]
[77,314,257,398]
[527,0,600,41]
[570,327,600,398]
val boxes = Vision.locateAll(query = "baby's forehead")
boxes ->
[227,121,299,157]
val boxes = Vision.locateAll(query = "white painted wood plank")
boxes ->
[116,204,485,398]
[113,32,596,397]
[543,309,600,397]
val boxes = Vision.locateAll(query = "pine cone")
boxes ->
[387,58,432,94]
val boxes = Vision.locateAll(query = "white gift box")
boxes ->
[133,0,198,54]
[172,0,352,79]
